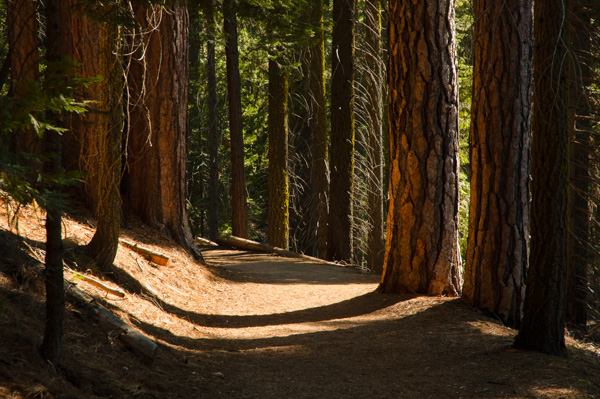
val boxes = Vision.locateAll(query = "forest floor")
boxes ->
[1,200,600,398]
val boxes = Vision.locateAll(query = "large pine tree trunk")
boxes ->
[59,1,121,271]
[206,0,220,242]
[8,0,42,155]
[223,0,248,238]
[328,0,356,263]
[514,0,569,356]
[381,0,461,296]
[308,0,329,260]
[364,0,384,273]
[125,0,203,262]
[40,0,65,366]
[267,59,289,249]
[463,0,532,328]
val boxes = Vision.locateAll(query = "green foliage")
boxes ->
[0,59,95,213]
[455,0,474,261]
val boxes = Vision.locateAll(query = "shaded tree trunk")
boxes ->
[206,0,220,242]
[567,0,591,330]
[308,0,329,260]
[463,0,532,328]
[514,0,569,356]
[125,0,204,262]
[267,58,289,249]
[380,0,461,296]
[59,1,122,271]
[39,0,65,366]
[363,0,384,273]
[328,0,355,263]
[288,52,317,256]
[223,0,248,238]
[8,0,42,155]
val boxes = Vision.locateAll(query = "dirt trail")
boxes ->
[1,204,600,398]
[162,249,600,399]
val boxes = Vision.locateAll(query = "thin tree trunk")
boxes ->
[267,58,289,249]
[223,0,248,238]
[381,0,462,296]
[328,0,356,263]
[40,0,65,366]
[364,0,384,274]
[308,0,329,260]
[514,0,569,356]
[567,0,591,330]
[463,0,532,328]
[206,0,220,242]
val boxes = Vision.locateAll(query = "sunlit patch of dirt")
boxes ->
[1,196,600,398]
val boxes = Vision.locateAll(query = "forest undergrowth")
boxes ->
[1,198,600,398]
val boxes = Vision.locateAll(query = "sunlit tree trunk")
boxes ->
[59,1,122,271]
[223,0,248,238]
[125,0,204,262]
[40,0,65,366]
[8,0,42,155]
[381,0,462,296]
[463,0,532,328]
[308,0,329,260]
[514,0,569,356]
[364,0,384,273]
[206,0,220,242]
[267,58,289,249]
[328,0,355,263]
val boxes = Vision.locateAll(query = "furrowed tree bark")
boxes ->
[514,0,569,356]
[308,0,329,260]
[59,1,122,271]
[223,0,248,238]
[328,0,356,263]
[40,0,65,366]
[8,0,42,155]
[463,0,532,328]
[125,0,204,263]
[381,0,462,296]
[206,0,220,242]
[364,0,384,274]
[267,58,289,249]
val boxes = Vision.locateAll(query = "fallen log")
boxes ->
[93,304,158,361]
[67,284,158,361]
[119,239,169,266]
[67,268,126,298]
[195,236,219,247]
[216,236,344,266]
